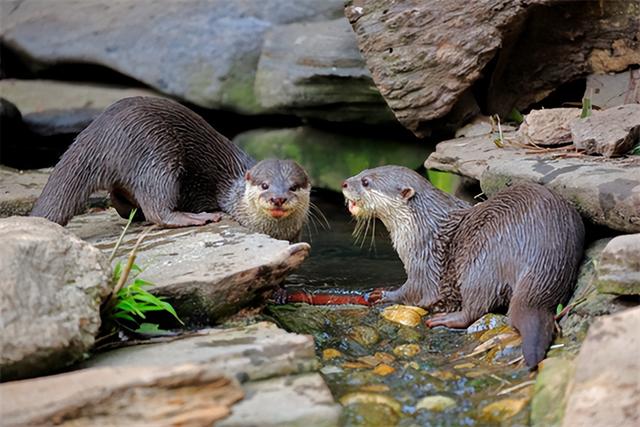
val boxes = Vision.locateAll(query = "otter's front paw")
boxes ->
[366,288,402,304]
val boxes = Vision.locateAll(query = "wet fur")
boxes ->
[31,97,310,241]
[343,166,584,367]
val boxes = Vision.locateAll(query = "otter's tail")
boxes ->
[509,305,555,369]
[30,143,99,226]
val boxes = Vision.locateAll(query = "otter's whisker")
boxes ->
[310,202,331,230]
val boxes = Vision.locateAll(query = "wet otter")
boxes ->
[342,165,584,367]
[31,97,310,241]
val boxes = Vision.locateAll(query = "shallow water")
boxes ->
[272,193,534,426]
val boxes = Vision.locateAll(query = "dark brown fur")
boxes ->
[343,165,585,368]
[30,97,310,241]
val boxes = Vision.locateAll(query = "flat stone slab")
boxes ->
[0,166,51,217]
[0,79,164,135]
[425,133,640,233]
[66,210,310,324]
[0,364,243,427]
[562,306,640,427]
[596,233,640,296]
[219,373,341,427]
[84,322,318,382]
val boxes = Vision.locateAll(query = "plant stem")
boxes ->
[109,208,138,262]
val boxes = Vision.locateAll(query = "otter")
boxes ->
[30,97,310,241]
[342,165,584,368]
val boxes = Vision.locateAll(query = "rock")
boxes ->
[416,395,457,412]
[562,306,640,427]
[218,373,341,427]
[466,314,508,334]
[0,166,51,217]
[0,97,28,164]
[455,116,494,138]
[531,357,575,427]
[571,104,640,157]
[345,1,640,135]
[0,217,111,381]
[343,0,539,136]
[85,322,318,381]
[0,79,164,136]
[1,0,348,116]
[595,233,640,296]
[234,127,429,191]
[254,18,393,124]
[0,364,244,426]
[518,108,581,147]
[66,209,310,325]
[425,133,640,233]
[585,70,640,110]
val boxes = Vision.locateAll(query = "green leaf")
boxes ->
[580,96,592,119]
[556,304,564,315]
[112,262,123,282]
[116,300,146,318]
[112,311,137,322]
[507,108,524,124]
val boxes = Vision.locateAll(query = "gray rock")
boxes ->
[218,373,341,427]
[234,127,430,191]
[0,79,164,136]
[0,166,51,217]
[254,18,393,124]
[562,306,640,427]
[585,69,640,110]
[531,357,575,427]
[518,108,581,146]
[595,233,640,296]
[84,322,319,382]
[1,0,344,114]
[0,216,111,381]
[0,364,244,427]
[571,104,640,157]
[66,209,310,325]
[425,133,640,233]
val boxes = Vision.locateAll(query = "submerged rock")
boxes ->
[0,364,244,427]
[0,217,111,381]
[416,395,457,412]
[562,306,640,427]
[595,233,640,296]
[571,104,640,157]
[67,209,310,325]
[425,133,640,233]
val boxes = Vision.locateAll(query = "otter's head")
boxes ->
[244,159,311,222]
[342,165,424,223]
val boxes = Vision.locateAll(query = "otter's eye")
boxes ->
[362,178,369,187]
[261,182,269,190]
[289,185,299,192]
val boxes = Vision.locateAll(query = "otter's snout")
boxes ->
[269,196,287,207]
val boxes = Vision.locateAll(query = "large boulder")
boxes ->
[344,0,640,136]
[561,306,640,427]
[0,364,244,427]
[66,209,310,325]
[0,0,389,123]
[0,217,111,381]
[254,18,393,123]
[595,233,640,296]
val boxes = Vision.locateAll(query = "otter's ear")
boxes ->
[400,187,415,201]
[245,171,252,181]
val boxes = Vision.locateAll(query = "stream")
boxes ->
[268,191,534,426]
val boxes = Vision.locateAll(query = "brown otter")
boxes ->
[30,97,310,241]
[342,165,584,368]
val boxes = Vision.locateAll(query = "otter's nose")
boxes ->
[270,197,287,207]
[342,181,348,188]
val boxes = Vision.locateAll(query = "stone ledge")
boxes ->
[425,134,640,233]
